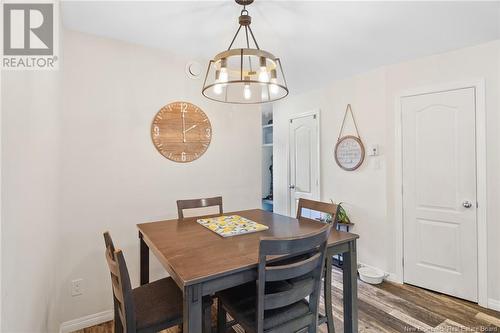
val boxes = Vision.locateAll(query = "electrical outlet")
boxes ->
[71,278,84,296]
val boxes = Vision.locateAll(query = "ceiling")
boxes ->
[61,1,500,94]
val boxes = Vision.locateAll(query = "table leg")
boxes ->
[184,284,203,333]
[324,254,335,333]
[139,232,149,285]
[342,240,358,333]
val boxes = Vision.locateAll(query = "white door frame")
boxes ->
[394,79,487,307]
[287,109,321,217]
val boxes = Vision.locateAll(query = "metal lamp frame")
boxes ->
[202,1,289,104]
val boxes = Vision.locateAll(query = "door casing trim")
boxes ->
[394,79,487,307]
[287,109,321,217]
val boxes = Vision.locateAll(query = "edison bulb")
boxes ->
[261,86,269,101]
[213,83,223,95]
[269,79,279,95]
[244,84,252,100]
[258,69,269,83]
[219,68,228,83]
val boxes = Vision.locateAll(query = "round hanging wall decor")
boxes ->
[334,135,365,171]
[334,104,365,171]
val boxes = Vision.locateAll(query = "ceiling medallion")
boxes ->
[202,0,289,104]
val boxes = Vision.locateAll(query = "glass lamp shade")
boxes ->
[202,48,288,104]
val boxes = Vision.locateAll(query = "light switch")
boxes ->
[368,144,379,156]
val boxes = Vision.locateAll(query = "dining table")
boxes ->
[137,208,359,333]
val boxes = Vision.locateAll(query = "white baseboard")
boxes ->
[385,272,403,284]
[488,299,500,312]
[59,310,113,333]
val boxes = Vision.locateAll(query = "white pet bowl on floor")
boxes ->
[358,266,386,285]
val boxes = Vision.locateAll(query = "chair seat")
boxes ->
[217,282,311,333]
[133,277,183,332]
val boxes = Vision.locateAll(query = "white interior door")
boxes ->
[289,113,320,217]
[402,88,478,302]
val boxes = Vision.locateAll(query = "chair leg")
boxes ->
[217,298,227,333]
[113,302,123,333]
[324,256,335,333]
[203,297,213,333]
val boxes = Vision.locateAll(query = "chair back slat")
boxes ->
[105,248,120,276]
[263,277,314,310]
[256,223,331,333]
[296,198,337,227]
[111,276,124,304]
[176,196,223,219]
[103,232,136,333]
[259,227,330,255]
[265,252,321,282]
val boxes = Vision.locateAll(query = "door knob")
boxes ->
[289,184,295,189]
[462,201,473,208]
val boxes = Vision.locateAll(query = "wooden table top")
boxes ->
[137,209,359,286]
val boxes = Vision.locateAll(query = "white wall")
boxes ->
[56,30,261,323]
[273,40,500,305]
[1,70,61,332]
[1,28,261,331]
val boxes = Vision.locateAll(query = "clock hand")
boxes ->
[183,124,198,133]
[182,111,186,143]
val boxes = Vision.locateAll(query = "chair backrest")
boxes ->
[103,232,136,333]
[256,224,332,333]
[296,198,337,227]
[176,196,223,219]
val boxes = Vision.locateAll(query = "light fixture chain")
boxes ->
[247,25,260,50]
[244,25,254,72]
[227,25,243,50]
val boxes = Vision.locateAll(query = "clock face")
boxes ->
[151,101,212,163]
[334,135,365,171]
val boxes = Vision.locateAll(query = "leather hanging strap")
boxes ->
[337,104,361,141]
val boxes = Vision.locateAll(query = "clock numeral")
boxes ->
[181,152,187,162]
[205,128,211,138]
[181,103,188,113]
[153,126,160,136]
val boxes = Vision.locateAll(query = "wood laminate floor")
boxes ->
[73,268,500,333]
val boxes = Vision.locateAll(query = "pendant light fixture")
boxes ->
[202,0,288,104]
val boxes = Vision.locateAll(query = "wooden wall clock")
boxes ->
[151,101,212,163]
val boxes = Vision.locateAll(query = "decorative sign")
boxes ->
[334,104,365,171]
[335,135,365,171]
[151,101,212,163]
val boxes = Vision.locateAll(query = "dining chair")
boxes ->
[296,198,338,333]
[176,196,224,331]
[216,223,332,333]
[103,232,185,333]
[177,196,223,219]
[296,197,338,228]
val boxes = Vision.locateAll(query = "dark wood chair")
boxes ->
[103,232,183,333]
[176,196,223,331]
[216,223,332,333]
[296,198,338,333]
[177,196,223,219]
[296,198,338,228]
